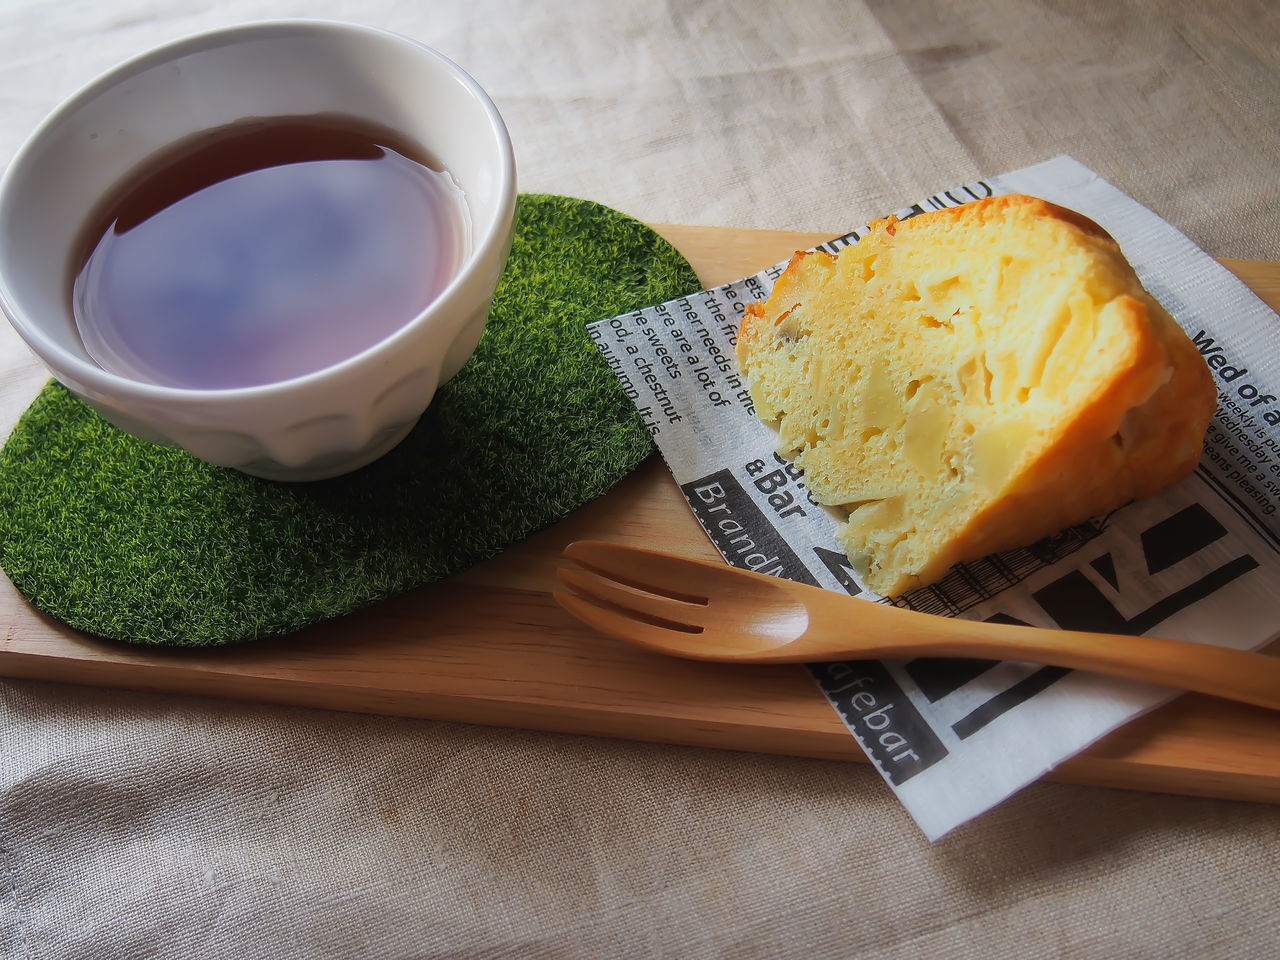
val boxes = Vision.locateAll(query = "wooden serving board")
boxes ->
[2,224,1279,804]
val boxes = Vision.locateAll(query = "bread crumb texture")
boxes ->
[736,194,1216,596]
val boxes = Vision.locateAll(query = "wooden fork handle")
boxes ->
[797,596,1280,712]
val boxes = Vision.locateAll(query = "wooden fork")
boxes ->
[553,540,1280,711]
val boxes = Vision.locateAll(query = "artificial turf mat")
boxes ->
[0,193,701,646]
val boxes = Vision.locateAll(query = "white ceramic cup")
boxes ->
[0,20,516,481]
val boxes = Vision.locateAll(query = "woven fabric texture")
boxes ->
[2,1,1278,958]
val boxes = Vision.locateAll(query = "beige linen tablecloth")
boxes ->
[2,1,1278,957]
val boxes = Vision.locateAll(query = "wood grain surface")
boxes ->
[2,223,1278,803]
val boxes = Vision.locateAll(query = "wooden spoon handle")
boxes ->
[798,591,1280,711]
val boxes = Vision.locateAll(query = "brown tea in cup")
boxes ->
[70,114,470,389]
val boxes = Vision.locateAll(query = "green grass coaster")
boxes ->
[0,194,700,646]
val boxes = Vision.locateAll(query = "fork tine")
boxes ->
[562,540,716,603]
[555,565,705,633]
[552,588,706,656]
[557,541,816,661]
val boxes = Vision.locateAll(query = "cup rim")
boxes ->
[0,18,517,404]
